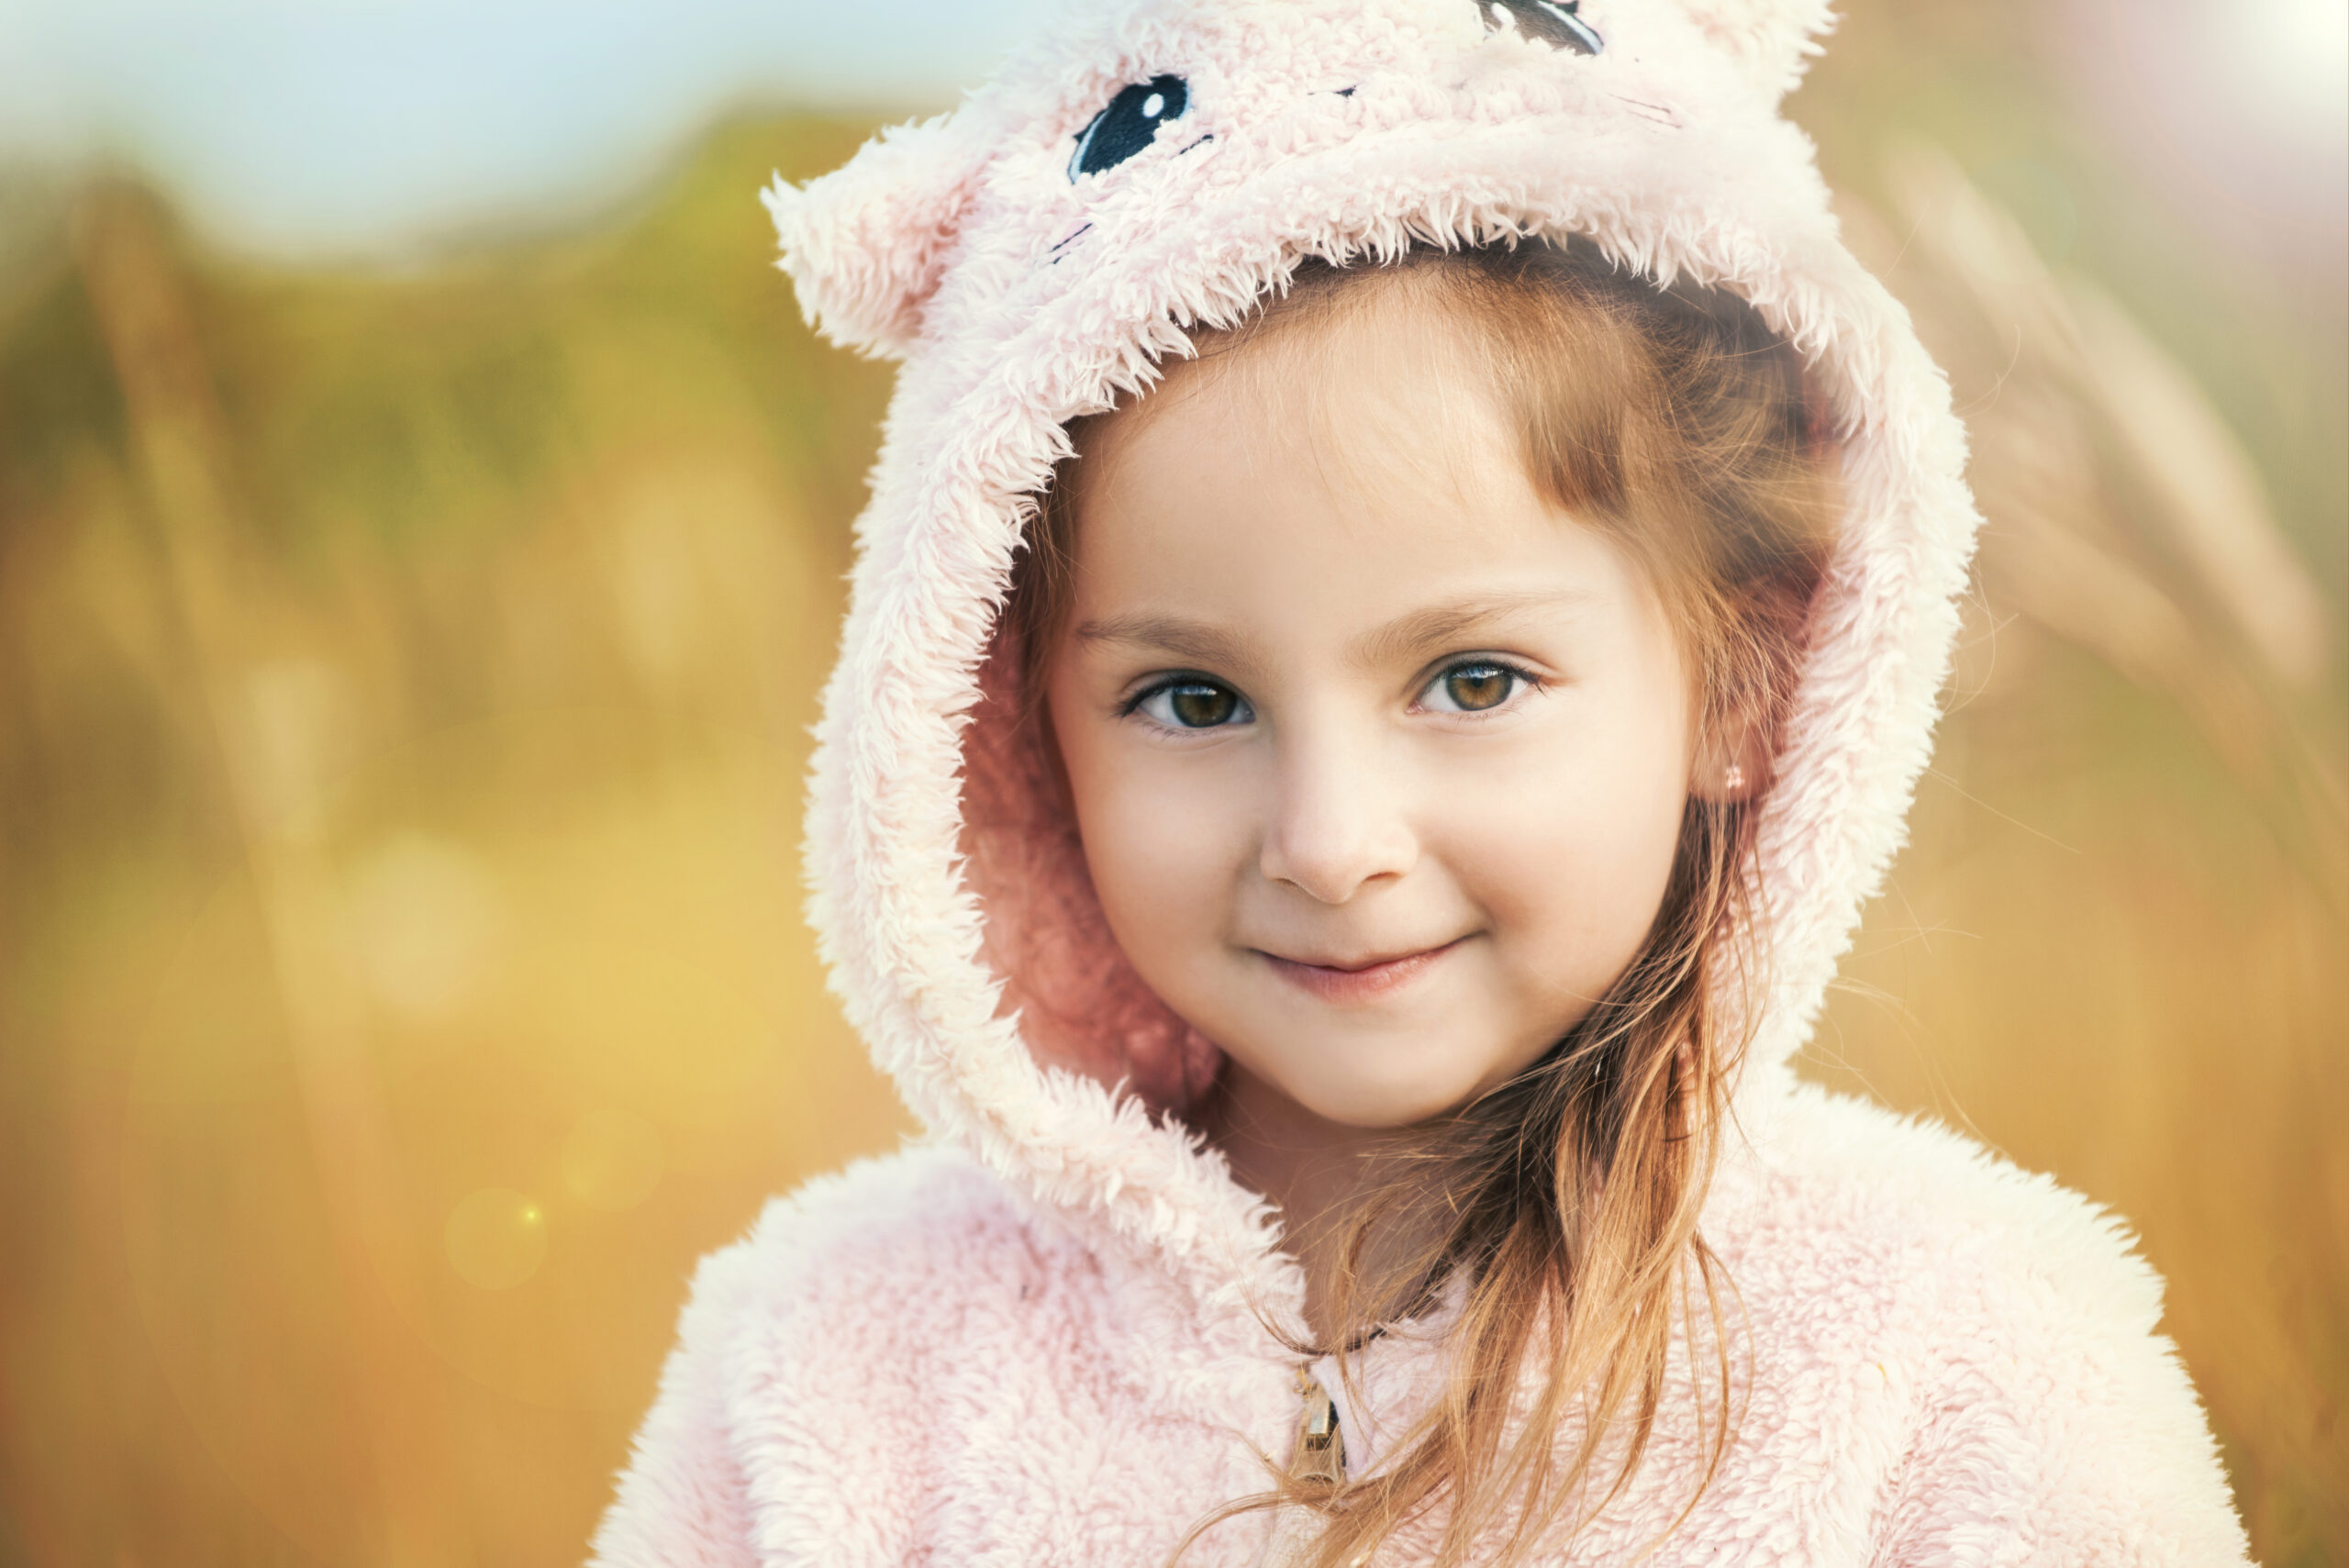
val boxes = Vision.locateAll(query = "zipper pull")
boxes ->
[1290,1366,1346,1484]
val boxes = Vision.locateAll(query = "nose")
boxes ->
[1257,726,1419,905]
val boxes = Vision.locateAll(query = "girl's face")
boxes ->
[1044,297,1704,1129]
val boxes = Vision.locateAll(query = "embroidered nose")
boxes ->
[1479,0,1604,55]
[1068,74,1190,180]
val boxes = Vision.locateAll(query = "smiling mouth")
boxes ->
[1257,937,1468,1005]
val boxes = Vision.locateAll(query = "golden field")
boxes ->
[0,7,2341,1563]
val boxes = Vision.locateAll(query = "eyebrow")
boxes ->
[1350,590,1598,669]
[1073,590,1595,673]
[1071,612,1252,671]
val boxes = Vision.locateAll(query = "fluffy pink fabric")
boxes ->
[591,0,2250,1561]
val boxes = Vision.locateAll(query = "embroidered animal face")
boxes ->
[1061,0,1600,188]
[768,0,1832,358]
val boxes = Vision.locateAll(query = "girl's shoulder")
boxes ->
[590,1143,1135,1567]
[668,1140,1088,1355]
[1701,1082,2248,1565]
[1718,1079,2168,1331]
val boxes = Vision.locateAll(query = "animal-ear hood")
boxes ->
[773,0,1979,1311]
[1679,0,1837,101]
[763,109,996,357]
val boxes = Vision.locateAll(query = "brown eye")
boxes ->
[1171,685,1235,727]
[1138,680,1251,729]
[1440,663,1518,713]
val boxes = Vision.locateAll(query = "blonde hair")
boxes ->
[1011,239,1837,1564]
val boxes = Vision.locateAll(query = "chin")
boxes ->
[1295,1072,1490,1131]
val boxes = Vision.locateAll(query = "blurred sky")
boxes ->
[0,0,2342,263]
[0,0,1050,256]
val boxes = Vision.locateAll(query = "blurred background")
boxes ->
[0,0,2341,1562]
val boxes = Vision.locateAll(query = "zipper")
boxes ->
[1255,1366,1361,1568]
[1290,1365,1347,1483]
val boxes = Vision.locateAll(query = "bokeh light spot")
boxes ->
[340,832,504,1022]
[2229,0,2349,141]
[444,1188,548,1291]
[561,1109,664,1213]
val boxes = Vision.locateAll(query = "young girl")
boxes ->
[594,2,2248,1562]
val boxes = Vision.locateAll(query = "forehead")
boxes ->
[1062,306,1657,643]
[1084,268,1512,509]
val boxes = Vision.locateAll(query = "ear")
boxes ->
[762,111,991,359]
[1687,702,1773,806]
[1674,0,1838,104]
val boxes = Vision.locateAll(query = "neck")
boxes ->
[1204,1062,1405,1344]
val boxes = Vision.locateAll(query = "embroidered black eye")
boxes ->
[1068,75,1190,181]
[1478,0,1603,55]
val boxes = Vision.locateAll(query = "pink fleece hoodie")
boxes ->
[589,1,2250,1562]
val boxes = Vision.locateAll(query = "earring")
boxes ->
[1723,762,1746,793]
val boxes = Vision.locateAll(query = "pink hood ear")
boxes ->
[1677,0,1837,102]
[763,111,991,359]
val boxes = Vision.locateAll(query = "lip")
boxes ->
[1256,936,1468,1006]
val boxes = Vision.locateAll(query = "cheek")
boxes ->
[1085,786,1223,944]
[1445,709,1691,993]
[1052,721,1251,991]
